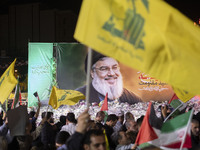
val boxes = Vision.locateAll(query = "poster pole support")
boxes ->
[85,48,92,108]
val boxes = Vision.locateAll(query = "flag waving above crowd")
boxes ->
[74,0,200,100]
[136,102,193,149]
[49,86,85,109]
[0,59,17,104]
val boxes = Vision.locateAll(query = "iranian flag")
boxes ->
[159,110,193,149]
[137,102,193,150]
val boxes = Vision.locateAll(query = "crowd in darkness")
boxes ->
[0,101,200,150]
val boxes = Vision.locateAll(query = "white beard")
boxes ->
[92,73,123,100]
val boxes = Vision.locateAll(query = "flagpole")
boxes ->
[163,103,184,123]
[180,108,194,150]
[6,99,8,112]
[45,105,49,117]
[85,47,92,108]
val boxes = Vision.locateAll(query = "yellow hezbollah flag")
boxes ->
[49,86,85,109]
[74,0,200,101]
[0,59,18,104]
[173,87,194,103]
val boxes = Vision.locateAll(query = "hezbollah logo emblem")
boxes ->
[102,0,149,50]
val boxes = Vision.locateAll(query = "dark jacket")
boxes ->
[17,124,43,150]
[104,124,116,150]
[66,132,84,150]
[189,132,200,150]
[41,121,57,149]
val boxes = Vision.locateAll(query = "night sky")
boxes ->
[165,0,200,23]
[0,0,199,22]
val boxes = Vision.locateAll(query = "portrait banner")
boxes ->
[74,0,200,99]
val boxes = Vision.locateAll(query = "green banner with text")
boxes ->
[28,43,53,107]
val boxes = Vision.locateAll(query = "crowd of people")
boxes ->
[0,51,200,150]
[0,101,200,150]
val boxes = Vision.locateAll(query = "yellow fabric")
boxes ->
[173,87,194,103]
[74,0,200,102]
[103,129,110,150]
[48,86,85,109]
[0,59,17,104]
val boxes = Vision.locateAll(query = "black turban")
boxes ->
[84,50,106,73]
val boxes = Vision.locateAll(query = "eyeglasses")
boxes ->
[93,65,120,74]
